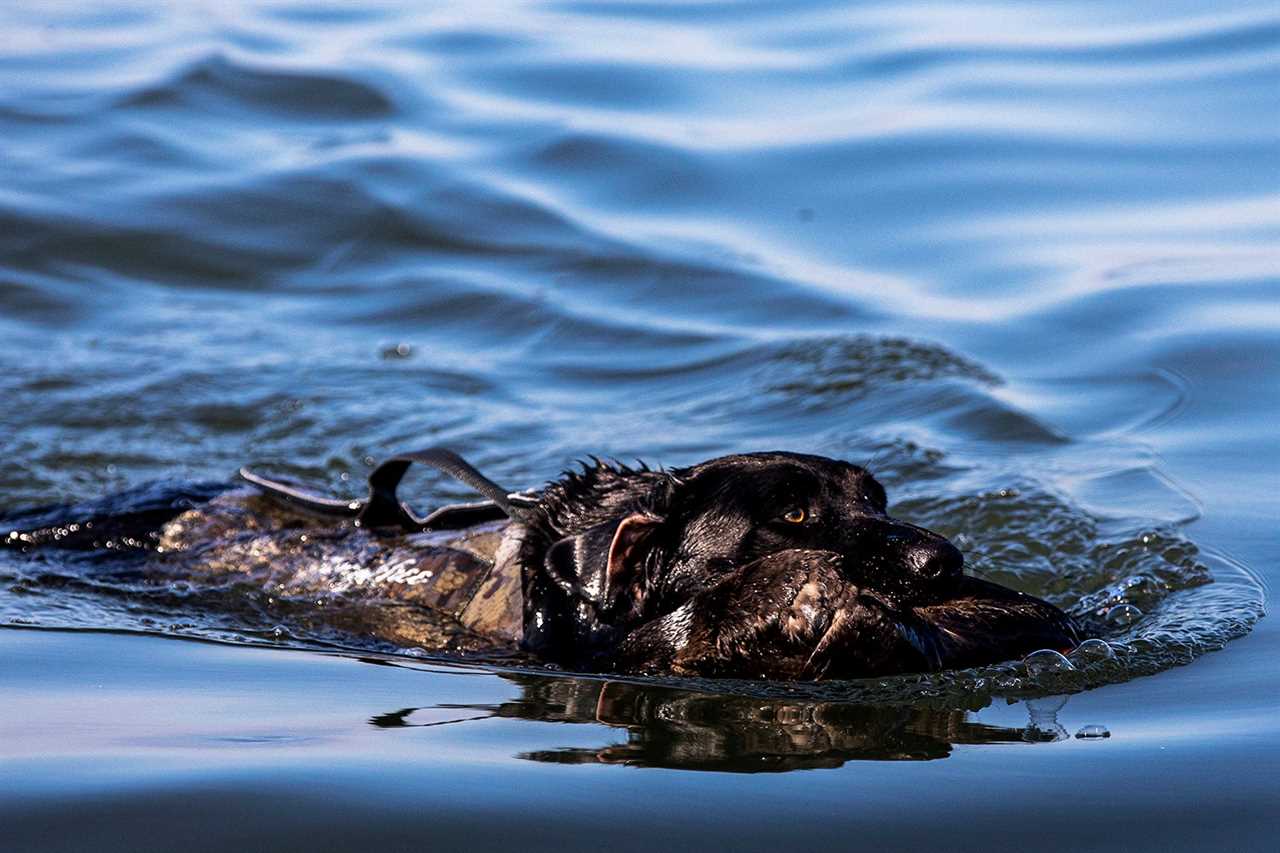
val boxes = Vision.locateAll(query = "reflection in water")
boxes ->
[1024,694,1070,743]
[370,674,1087,772]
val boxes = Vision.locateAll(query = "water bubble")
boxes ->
[1106,603,1143,627]
[1025,694,1069,742]
[1023,649,1076,677]
[271,625,286,639]
[1027,693,1068,714]
[1069,638,1117,667]
[1075,724,1111,739]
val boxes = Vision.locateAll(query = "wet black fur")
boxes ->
[3,451,1079,679]
[512,451,1058,674]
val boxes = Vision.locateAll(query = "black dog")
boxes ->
[3,448,1079,679]
[504,450,1077,677]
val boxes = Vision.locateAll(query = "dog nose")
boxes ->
[905,537,964,581]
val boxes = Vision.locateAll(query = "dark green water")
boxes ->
[1,1,1277,849]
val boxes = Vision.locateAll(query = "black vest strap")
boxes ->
[240,447,536,532]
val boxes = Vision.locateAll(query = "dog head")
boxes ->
[517,451,963,664]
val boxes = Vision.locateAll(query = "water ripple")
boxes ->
[0,0,1274,705]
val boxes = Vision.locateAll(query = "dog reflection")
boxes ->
[370,675,1066,772]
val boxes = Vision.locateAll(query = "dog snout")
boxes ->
[903,535,964,581]
[849,519,965,586]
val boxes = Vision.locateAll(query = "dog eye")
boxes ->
[781,508,807,524]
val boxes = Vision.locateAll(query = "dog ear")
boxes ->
[542,535,585,596]
[605,513,663,601]
[541,519,643,599]
[539,515,662,606]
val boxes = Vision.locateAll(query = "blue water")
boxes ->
[1,1,1277,849]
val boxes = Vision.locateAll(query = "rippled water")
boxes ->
[1,1,1277,850]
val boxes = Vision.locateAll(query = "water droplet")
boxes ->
[992,674,1023,692]
[380,342,414,359]
[1023,649,1076,677]
[1075,724,1111,739]
[1069,638,1117,666]
[271,625,286,639]
[1106,603,1143,627]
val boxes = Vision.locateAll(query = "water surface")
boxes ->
[1,1,1277,849]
